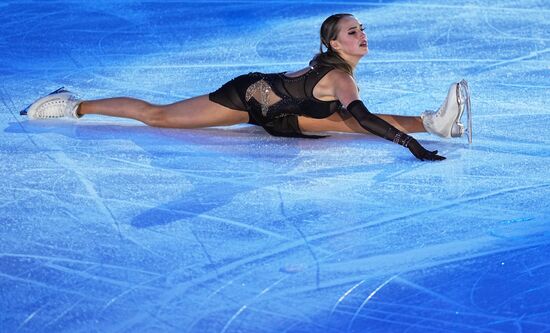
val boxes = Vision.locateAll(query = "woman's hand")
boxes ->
[406,138,446,161]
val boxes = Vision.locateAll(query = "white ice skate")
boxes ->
[421,79,472,144]
[21,87,82,120]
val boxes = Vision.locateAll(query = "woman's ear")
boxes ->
[329,39,341,51]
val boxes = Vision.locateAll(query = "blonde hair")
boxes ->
[309,13,355,76]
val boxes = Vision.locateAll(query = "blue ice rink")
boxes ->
[1,1,549,332]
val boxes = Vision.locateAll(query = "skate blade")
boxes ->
[20,87,67,116]
[459,80,472,144]
[451,122,464,137]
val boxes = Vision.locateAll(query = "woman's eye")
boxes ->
[349,28,364,35]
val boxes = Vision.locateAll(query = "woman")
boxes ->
[23,14,471,161]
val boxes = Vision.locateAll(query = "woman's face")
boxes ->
[330,16,368,58]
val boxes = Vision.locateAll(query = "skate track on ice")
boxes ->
[1,1,549,332]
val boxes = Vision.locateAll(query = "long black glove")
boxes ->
[346,100,445,161]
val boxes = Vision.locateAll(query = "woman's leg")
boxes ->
[78,94,249,128]
[298,112,425,134]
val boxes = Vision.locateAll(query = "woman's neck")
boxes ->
[340,54,361,71]
[334,51,361,72]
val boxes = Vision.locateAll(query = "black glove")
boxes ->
[403,137,446,161]
[346,100,445,161]
[388,129,445,161]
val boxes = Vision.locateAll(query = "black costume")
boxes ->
[209,64,344,138]
[209,64,444,160]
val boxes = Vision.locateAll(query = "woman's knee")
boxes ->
[142,105,169,127]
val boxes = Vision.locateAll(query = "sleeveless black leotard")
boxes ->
[209,64,345,138]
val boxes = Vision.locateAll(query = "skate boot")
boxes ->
[421,79,472,143]
[22,87,82,120]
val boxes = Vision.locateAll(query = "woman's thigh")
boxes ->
[157,95,249,128]
[297,112,368,134]
[298,112,424,134]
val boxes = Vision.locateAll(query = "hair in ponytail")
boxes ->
[309,13,355,76]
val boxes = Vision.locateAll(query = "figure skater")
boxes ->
[22,13,471,161]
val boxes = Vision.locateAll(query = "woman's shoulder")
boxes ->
[321,67,356,87]
[325,67,353,78]
[312,66,357,101]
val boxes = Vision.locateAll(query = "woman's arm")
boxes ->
[332,71,445,161]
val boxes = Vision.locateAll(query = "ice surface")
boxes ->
[1,1,549,332]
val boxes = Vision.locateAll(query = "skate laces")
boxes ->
[35,98,68,118]
[421,110,436,127]
[423,92,450,124]
[35,93,78,119]
[434,94,450,119]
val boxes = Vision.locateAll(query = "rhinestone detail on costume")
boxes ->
[246,79,273,117]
